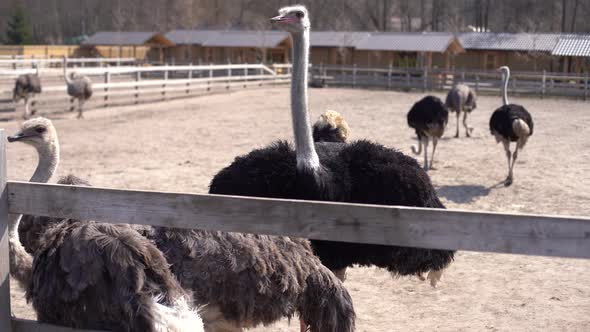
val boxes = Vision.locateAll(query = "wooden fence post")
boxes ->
[227,61,232,90]
[352,64,357,88]
[422,67,428,92]
[541,70,546,99]
[11,55,16,70]
[135,71,141,104]
[406,67,410,89]
[186,63,192,94]
[162,65,168,100]
[259,62,264,87]
[243,63,248,88]
[475,74,480,94]
[388,65,392,89]
[585,72,588,101]
[208,64,213,91]
[0,130,12,332]
[104,71,111,108]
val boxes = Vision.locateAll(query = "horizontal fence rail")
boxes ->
[7,181,590,259]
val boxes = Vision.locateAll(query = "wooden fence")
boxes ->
[312,64,590,100]
[0,63,291,116]
[1,129,590,331]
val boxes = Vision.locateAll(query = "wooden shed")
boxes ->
[309,32,370,66]
[353,32,464,68]
[81,31,175,63]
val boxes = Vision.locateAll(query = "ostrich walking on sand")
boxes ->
[13,63,42,119]
[490,66,534,186]
[7,117,204,332]
[407,96,449,171]
[445,83,476,137]
[210,5,454,291]
[63,57,93,119]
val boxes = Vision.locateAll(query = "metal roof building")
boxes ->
[355,32,462,53]
[458,33,561,52]
[552,36,590,57]
[201,30,288,48]
[310,32,370,48]
[165,30,223,45]
[83,32,174,47]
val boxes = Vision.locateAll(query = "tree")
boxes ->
[5,6,33,44]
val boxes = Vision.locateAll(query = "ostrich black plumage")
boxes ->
[407,96,449,171]
[490,66,534,186]
[210,5,454,288]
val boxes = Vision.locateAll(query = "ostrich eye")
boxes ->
[35,127,46,134]
[295,11,304,18]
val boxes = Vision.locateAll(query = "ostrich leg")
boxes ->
[502,140,512,186]
[77,99,84,119]
[23,97,31,119]
[430,137,439,170]
[454,110,461,138]
[463,111,472,137]
[423,137,430,171]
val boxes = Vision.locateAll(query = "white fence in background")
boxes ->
[0,63,291,116]
[0,57,137,69]
[311,64,590,99]
[0,129,589,331]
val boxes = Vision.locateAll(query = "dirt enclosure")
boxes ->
[5,86,590,331]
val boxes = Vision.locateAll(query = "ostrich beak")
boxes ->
[270,15,296,24]
[7,133,26,142]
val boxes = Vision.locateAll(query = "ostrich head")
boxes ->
[313,110,350,143]
[270,5,310,34]
[7,117,57,151]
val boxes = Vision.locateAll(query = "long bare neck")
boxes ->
[8,139,59,288]
[290,28,320,172]
[63,64,72,85]
[502,69,510,106]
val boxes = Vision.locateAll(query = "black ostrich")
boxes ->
[490,66,534,186]
[210,5,454,288]
[407,96,449,171]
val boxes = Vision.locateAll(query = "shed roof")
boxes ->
[201,30,289,48]
[355,32,459,52]
[310,31,370,47]
[552,36,590,57]
[83,32,174,46]
[458,33,561,52]
[165,30,223,45]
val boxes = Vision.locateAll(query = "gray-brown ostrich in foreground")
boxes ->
[489,66,534,186]
[8,118,203,332]
[13,64,42,119]
[407,96,449,171]
[210,4,453,295]
[445,83,477,137]
[63,57,93,119]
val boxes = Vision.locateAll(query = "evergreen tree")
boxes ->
[5,6,33,45]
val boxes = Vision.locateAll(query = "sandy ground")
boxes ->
[4,86,590,331]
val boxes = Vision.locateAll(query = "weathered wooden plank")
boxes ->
[6,181,590,259]
[12,319,105,332]
[0,130,12,332]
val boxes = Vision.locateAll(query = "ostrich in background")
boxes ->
[7,117,204,332]
[407,96,449,171]
[210,4,453,293]
[490,66,534,186]
[13,63,42,119]
[63,57,93,119]
[312,110,349,143]
[445,83,477,137]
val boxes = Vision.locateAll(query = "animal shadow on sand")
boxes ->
[436,184,492,204]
